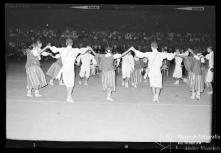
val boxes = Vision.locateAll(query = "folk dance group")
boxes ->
[25,39,214,103]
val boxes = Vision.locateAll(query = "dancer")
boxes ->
[94,48,102,75]
[76,50,97,86]
[25,40,51,97]
[176,49,194,88]
[131,56,142,88]
[200,52,207,92]
[90,56,97,76]
[113,57,121,76]
[141,57,148,83]
[91,47,133,101]
[188,49,205,100]
[49,38,92,102]
[121,52,135,88]
[131,42,176,102]
[161,59,169,77]
[46,53,64,85]
[204,46,214,94]
[161,50,170,77]
[172,48,183,85]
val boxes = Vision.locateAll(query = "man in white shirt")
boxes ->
[205,46,214,94]
[121,52,135,88]
[76,51,97,86]
[49,38,92,102]
[131,42,176,102]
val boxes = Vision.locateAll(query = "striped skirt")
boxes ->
[131,69,142,85]
[186,72,193,88]
[46,62,62,79]
[101,70,116,92]
[189,74,204,92]
[201,66,207,84]
[26,65,47,89]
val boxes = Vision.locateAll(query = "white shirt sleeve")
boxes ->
[193,55,200,60]
[133,50,148,58]
[162,52,175,60]
[78,47,89,55]
[54,54,61,59]
[50,46,61,53]
[32,49,39,56]
[41,52,50,56]
[205,53,211,60]
[113,53,122,59]
[180,51,189,56]
[201,57,205,63]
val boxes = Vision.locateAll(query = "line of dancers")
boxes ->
[24,39,214,102]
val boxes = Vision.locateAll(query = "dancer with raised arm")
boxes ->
[188,49,205,100]
[76,50,97,86]
[175,49,194,88]
[49,38,92,102]
[204,46,214,94]
[91,47,133,101]
[121,52,135,88]
[172,48,183,85]
[25,40,51,97]
[90,55,97,76]
[131,42,176,102]
[131,56,142,88]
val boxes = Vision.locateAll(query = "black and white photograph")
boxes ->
[5,3,218,149]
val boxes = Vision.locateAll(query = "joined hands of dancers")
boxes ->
[27,40,213,103]
[89,46,134,101]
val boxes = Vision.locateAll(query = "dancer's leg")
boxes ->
[155,88,161,102]
[66,86,74,102]
[34,87,42,97]
[49,79,54,85]
[107,88,114,101]
[151,87,156,101]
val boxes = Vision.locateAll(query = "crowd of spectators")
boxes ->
[6,26,215,59]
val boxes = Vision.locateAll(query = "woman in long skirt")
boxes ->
[176,50,194,88]
[204,46,214,94]
[141,57,148,82]
[172,49,183,85]
[188,49,204,100]
[25,41,51,97]
[90,59,97,76]
[200,55,207,91]
[161,59,169,77]
[131,57,142,88]
[46,54,64,85]
[91,47,133,101]
[121,52,135,88]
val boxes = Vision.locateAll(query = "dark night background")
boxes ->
[5,4,215,33]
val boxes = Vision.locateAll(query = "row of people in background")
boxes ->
[7,26,214,58]
[8,26,213,45]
